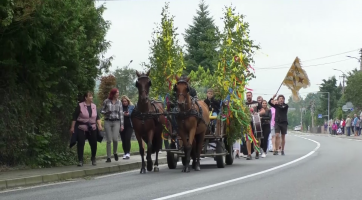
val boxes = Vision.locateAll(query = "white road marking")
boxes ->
[0,181,77,194]
[152,135,320,200]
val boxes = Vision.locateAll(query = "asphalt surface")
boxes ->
[1,132,361,200]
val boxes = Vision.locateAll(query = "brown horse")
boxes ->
[174,75,210,172]
[131,70,169,174]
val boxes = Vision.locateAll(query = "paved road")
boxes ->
[1,133,361,200]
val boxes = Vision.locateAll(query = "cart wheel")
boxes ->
[167,142,179,169]
[215,141,225,168]
[224,139,234,165]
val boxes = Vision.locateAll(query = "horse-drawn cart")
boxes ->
[164,106,235,169]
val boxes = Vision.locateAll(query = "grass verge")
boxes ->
[84,140,140,157]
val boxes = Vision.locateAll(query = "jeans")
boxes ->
[347,126,351,136]
[261,124,271,153]
[104,120,120,158]
[120,124,133,154]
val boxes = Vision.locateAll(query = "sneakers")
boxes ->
[261,153,266,158]
[114,154,119,161]
[106,158,111,163]
[255,152,259,159]
[246,155,252,160]
[123,153,130,160]
[77,161,83,167]
[281,151,285,156]
[273,151,278,155]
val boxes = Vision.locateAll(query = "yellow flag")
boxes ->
[282,57,310,102]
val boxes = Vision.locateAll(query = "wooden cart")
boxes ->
[164,109,234,169]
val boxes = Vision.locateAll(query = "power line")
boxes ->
[256,59,352,70]
[255,48,360,69]
[251,91,323,96]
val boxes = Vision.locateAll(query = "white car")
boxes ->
[294,125,301,131]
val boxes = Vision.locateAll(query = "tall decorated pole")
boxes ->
[214,6,260,144]
[143,2,185,99]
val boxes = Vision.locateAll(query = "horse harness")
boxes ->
[131,100,160,125]
[174,79,206,126]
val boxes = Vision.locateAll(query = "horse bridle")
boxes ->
[174,79,190,105]
[135,75,152,98]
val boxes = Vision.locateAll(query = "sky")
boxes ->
[95,0,362,102]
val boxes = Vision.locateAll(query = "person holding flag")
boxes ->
[268,95,288,155]
[270,56,310,155]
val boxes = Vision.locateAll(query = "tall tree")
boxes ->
[143,2,184,98]
[98,75,117,106]
[317,76,342,121]
[345,71,362,109]
[214,5,259,143]
[0,0,111,167]
[113,66,138,103]
[184,0,220,74]
[286,96,302,128]
[188,66,217,100]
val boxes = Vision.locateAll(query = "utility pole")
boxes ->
[339,74,346,94]
[311,100,315,128]
[360,48,362,71]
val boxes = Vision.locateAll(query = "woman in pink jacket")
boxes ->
[70,92,103,167]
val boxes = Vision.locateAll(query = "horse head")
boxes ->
[174,75,191,108]
[135,70,152,103]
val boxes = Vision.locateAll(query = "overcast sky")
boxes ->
[95,0,362,102]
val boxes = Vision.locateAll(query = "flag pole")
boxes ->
[275,82,284,96]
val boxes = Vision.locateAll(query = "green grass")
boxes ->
[84,141,140,157]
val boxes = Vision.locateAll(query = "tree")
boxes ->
[113,66,138,103]
[183,0,220,74]
[143,2,185,98]
[345,71,362,109]
[0,0,111,167]
[98,75,117,106]
[317,76,342,121]
[214,5,260,143]
[302,93,321,129]
[286,96,302,128]
[188,66,217,100]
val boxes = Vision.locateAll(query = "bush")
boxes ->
[0,0,111,167]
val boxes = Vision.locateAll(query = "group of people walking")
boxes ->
[234,92,289,159]
[70,87,289,166]
[70,89,135,167]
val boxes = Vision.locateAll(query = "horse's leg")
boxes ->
[178,129,188,172]
[153,125,162,172]
[135,131,146,174]
[195,131,205,171]
[191,140,196,169]
[146,129,154,172]
[184,126,197,173]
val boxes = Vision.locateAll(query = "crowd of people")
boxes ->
[326,114,362,136]
[232,92,289,159]
[69,85,289,167]
[70,89,135,167]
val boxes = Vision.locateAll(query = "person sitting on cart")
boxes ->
[204,88,220,133]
